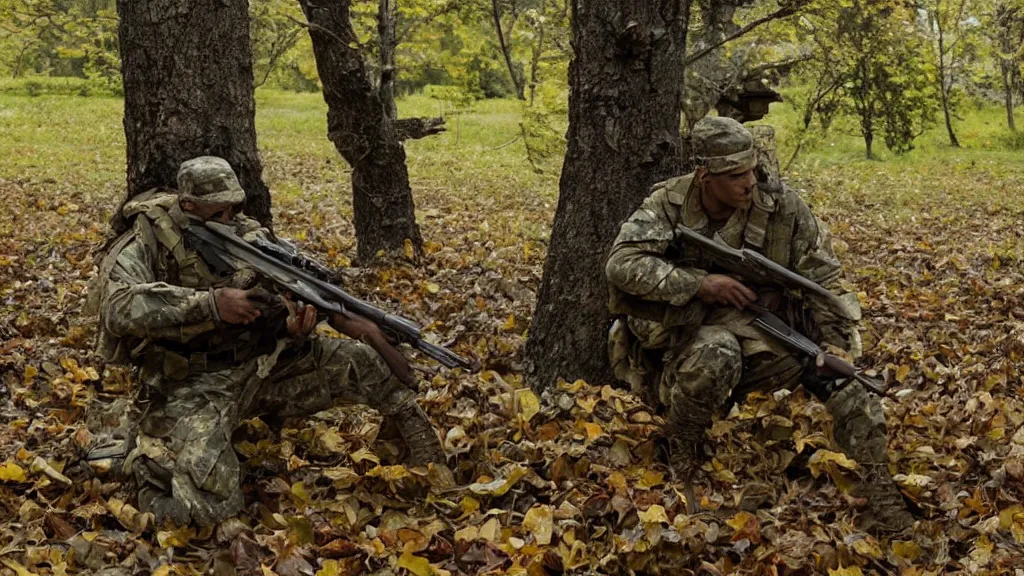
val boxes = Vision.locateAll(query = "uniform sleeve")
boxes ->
[102,239,221,343]
[789,198,862,356]
[605,189,708,307]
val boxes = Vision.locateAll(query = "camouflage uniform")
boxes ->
[605,119,912,529]
[92,157,443,526]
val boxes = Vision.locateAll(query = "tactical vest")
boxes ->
[90,190,276,380]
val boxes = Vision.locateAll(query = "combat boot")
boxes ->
[388,401,446,466]
[664,388,714,481]
[826,382,914,532]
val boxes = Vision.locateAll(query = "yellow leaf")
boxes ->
[468,465,528,496]
[517,389,540,423]
[502,314,516,331]
[637,505,669,524]
[581,422,603,441]
[454,525,478,542]
[403,239,415,260]
[969,534,993,567]
[576,396,598,413]
[316,560,342,576]
[478,517,501,542]
[425,282,441,294]
[349,447,380,465]
[460,496,480,517]
[808,450,858,478]
[891,541,921,561]
[850,536,883,559]
[157,526,195,548]
[523,504,553,546]
[0,461,27,482]
[794,432,829,454]
[23,365,38,383]
[1,559,39,576]
[999,504,1024,529]
[607,471,628,492]
[725,511,760,542]
[635,469,664,490]
[828,567,864,576]
[896,365,911,383]
[291,481,309,504]
[396,551,437,576]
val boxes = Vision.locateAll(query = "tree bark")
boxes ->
[525,0,690,390]
[491,0,526,100]
[298,0,423,262]
[936,19,961,147]
[378,0,398,120]
[115,0,272,229]
[1002,60,1017,132]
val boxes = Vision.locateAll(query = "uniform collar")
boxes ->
[680,176,776,248]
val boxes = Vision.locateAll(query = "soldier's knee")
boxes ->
[675,327,742,396]
[318,337,391,383]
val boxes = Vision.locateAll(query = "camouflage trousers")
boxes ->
[660,324,888,466]
[658,323,911,528]
[125,336,419,526]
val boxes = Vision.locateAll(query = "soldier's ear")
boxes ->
[695,166,708,184]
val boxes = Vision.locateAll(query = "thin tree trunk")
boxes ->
[115,0,272,229]
[378,0,398,120]
[491,0,526,100]
[298,0,423,262]
[1003,61,1017,132]
[525,0,690,390]
[526,0,546,106]
[937,20,961,147]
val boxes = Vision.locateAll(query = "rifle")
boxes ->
[676,227,886,395]
[184,220,475,371]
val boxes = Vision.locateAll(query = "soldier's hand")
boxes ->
[329,311,385,343]
[282,296,318,339]
[215,288,262,324]
[697,274,757,310]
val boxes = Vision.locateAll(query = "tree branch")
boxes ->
[683,2,808,67]
[395,116,447,140]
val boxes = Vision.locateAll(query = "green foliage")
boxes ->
[250,0,318,91]
[0,0,120,92]
[794,0,940,157]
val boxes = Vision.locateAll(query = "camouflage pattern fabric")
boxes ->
[605,139,912,527]
[125,336,417,525]
[95,186,442,526]
[176,156,246,206]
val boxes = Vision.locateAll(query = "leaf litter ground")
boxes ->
[1,94,1024,575]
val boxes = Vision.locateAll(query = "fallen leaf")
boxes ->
[523,504,553,546]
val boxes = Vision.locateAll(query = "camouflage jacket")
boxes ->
[605,174,862,386]
[92,190,287,384]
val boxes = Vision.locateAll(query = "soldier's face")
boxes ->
[704,167,757,210]
[182,200,237,223]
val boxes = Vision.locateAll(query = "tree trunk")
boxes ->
[525,0,690,390]
[491,0,526,100]
[1003,61,1017,132]
[115,0,272,229]
[936,25,961,147]
[378,0,398,120]
[298,0,423,262]
[941,85,960,147]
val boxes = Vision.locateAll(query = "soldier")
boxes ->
[90,156,445,526]
[605,117,913,530]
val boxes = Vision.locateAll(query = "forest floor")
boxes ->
[1,90,1024,575]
